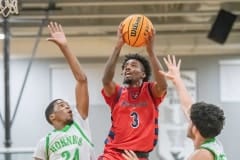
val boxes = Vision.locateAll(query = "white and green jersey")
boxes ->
[33,108,95,160]
[200,138,227,160]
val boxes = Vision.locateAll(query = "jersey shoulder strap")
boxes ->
[73,121,94,147]
[147,83,154,100]
[45,133,51,160]
[114,87,123,104]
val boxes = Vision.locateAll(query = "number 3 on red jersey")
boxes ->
[130,112,139,128]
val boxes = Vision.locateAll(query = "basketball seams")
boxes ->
[127,17,134,46]
[132,15,145,47]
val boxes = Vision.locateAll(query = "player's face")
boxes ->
[122,59,145,85]
[53,100,73,125]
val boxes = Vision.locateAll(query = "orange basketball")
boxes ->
[121,14,154,47]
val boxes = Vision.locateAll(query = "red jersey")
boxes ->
[102,82,165,152]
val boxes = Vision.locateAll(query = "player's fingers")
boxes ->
[163,57,171,68]
[50,21,57,32]
[172,55,176,66]
[177,59,182,70]
[167,55,173,65]
[123,150,132,157]
[122,154,130,160]
[128,150,137,158]
[122,151,132,160]
[54,22,60,32]
[47,24,54,33]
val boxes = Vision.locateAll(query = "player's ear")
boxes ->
[49,113,55,122]
[192,125,198,135]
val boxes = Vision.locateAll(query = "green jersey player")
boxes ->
[33,22,95,160]
[160,55,227,160]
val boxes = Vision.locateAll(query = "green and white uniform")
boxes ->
[200,138,227,160]
[33,108,95,160]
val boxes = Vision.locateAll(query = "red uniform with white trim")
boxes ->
[99,82,165,160]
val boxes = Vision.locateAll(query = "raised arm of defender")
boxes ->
[159,55,193,120]
[47,22,89,119]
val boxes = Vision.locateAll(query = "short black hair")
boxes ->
[45,99,61,124]
[121,53,151,82]
[190,102,225,138]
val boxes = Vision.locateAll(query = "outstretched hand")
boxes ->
[159,55,181,82]
[47,22,67,47]
[122,150,139,160]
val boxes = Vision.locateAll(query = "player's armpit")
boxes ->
[151,82,167,98]
[102,81,117,97]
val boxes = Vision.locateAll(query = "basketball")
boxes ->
[121,14,154,47]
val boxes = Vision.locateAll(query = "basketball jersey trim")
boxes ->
[115,87,123,104]
[45,133,50,160]
[147,83,154,102]
[45,121,94,160]
[72,121,94,147]
[114,84,153,105]
[200,138,227,160]
[53,124,71,132]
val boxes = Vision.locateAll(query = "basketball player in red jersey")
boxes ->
[98,24,167,160]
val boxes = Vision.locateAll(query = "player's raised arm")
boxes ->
[145,29,167,98]
[159,55,193,120]
[102,23,125,97]
[47,22,89,119]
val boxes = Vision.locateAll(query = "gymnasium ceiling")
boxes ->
[0,0,240,58]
